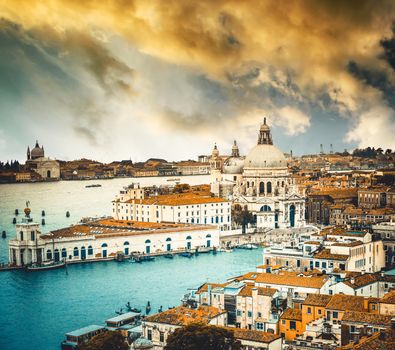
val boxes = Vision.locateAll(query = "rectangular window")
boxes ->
[290,321,296,330]
[333,311,338,319]
[307,307,312,314]
[31,231,35,241]
[159,332,164,342]
[147,329,152,341]
[247,311,252,318]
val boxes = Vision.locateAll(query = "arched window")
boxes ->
[81,246,86,260]
[145,239,151,254]
[166,237,172,252]
[101,243,108,258]
[46,249,52,260]
[206,234,211,248]
[88,246,93,255]
[73,247,79,257]
[246,181,250,188]
[206,234,212,238]
[54,249,60,262]
[186,236,192,250]
[260,205,272,212]
[259,182,265,194]
[61,248,67,258]
[282,181,284,187]
[267,181,272,194]
[19,231,23,241]
[123,241,130,255]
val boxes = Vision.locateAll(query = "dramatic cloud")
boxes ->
[0,0,394,160]
[346,105,395,150]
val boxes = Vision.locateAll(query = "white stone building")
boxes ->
[25,140,60,180]
[210,119,306,229]
[8,213,219,266]
[112,183,232,231]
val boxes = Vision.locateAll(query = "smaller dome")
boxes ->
[31,141,44,159]
[223,157,244,174]
[211,143,219,157]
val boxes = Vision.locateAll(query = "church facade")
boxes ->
[210,119,306,229]
[26,141,60,180]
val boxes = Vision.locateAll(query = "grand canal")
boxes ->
[0,176,263,350]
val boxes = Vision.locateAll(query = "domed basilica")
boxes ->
[210,119,305,229]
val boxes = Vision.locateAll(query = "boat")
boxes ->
[218,248,233,253]
[180,251,194,258]
[85,184,102,188]
[141,256,155,262]
[196,246,211,254]
[164,253,174,259]
[166,178,181,182]
[238,244,259,250]
[26,260,66,271]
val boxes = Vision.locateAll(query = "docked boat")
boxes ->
[164,253,174,259]
[196,246,211,253]
[218,248,233,253]
[141,256,155,262]
[166,178,181,182]
[180,251,194,258]
[26,260,66,271]
[85,184,102,188]
[239,244,259,250]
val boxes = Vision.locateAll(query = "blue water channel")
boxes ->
[0,177,263,350]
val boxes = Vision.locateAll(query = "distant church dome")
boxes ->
[223,140,244,174]
[30,140,44,160]
[223,157,244,174]
[244,118,287,168]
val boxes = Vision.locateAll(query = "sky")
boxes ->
[0,0,395,163]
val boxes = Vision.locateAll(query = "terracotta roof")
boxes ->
[124,192,228,206]
[342,311,393,326]
[255,273,328,289]
[332,241,363,247]
[303,294,332,307]
[281,308,302,321]
[380,290,395,304]
[195,283,227,295]
[314,249,348,261]
[237,285,277,297]
[304,241,321,245]
[326,294,367,312]
[145,306,224,326]
[41,219,216,240]
[232,328,280,343]
[337,331,395,350]
[343,273,395,289]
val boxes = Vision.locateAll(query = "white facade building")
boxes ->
[112,184,232,230]
[211,119,306,229]
[9,212,219,267]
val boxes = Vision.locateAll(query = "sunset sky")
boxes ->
[0,0,395,162]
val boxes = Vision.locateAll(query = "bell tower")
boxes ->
[231,140,240,157]
[257,118,273,145]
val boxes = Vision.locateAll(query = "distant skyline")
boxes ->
[0,1,395,162]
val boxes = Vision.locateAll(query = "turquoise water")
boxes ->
[0,177,263,350]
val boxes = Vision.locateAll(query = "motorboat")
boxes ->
[26,260,66,271]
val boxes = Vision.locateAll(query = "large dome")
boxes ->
[244,144,287,168]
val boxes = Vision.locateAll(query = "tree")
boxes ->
[79,331,129,350]
[173,183,190,193]
[165,323,241,350]
[232,205,255,233]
